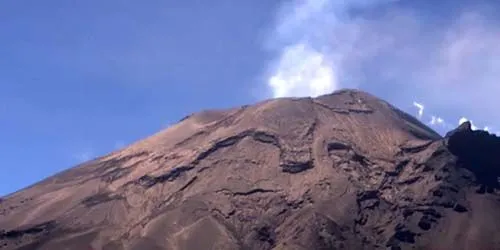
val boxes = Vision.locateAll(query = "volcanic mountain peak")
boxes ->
[1,89,499,250]
[121,89,439,161]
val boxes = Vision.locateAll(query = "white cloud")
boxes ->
[430,116,444,126]
[411,102,452,131]
[263,0,499,133]
[412,101,425,119]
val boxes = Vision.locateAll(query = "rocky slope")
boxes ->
[1,89,499,250]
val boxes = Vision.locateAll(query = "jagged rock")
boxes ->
[0,89,499,250]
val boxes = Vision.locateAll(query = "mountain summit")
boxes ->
[1,89,499,250]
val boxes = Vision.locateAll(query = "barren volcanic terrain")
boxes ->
[1,89,499,250]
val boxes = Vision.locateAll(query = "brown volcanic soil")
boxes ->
[1,89,500,250]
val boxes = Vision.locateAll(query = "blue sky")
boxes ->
[1,0,499,196]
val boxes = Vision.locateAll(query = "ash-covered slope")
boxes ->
[1,89,499,250]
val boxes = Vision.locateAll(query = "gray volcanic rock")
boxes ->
[1,89,499,250]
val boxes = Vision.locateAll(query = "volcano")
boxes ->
[1,89,499,250]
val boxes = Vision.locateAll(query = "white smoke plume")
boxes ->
[264,0,500,133]
[268,44,337,97]
[265,0,398,98]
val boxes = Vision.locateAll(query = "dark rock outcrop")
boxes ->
[446,121,500,192]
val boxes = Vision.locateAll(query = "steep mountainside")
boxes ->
[1,89,499,250]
